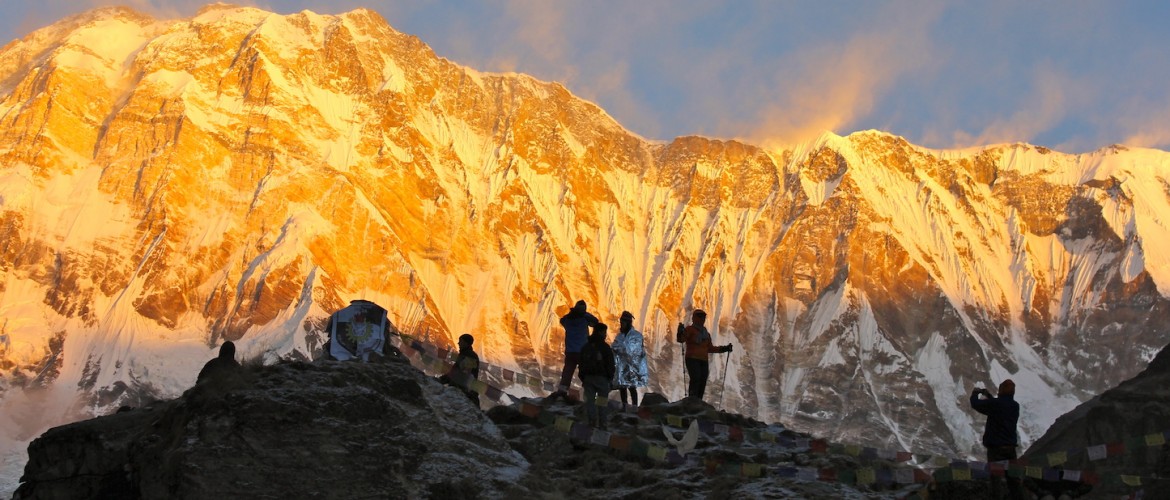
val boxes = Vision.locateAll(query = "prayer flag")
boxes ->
[647,446,667,461]
[1047,451,1067,466]
[729,426,744,442]
[1063,470,1081,482]
[953,468,972,481]
[775,467,798,478]
[1026,466,1042,479]
[1087,444,1107,461]
[1106,442,1125,457]
[1145,433,1166,447]
[742,463,764,478]
[857,468,876,485]
[554,417,573,433]
[590,430,611,447]
[1043,468,1060,481]
[570,423,591,441]
[520,402,541,418]
[895,468,915,484]
[810,439,828,454]
[610,435,631,451]
[1121,475,1142,486]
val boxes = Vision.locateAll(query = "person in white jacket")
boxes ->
[612,311,649,410]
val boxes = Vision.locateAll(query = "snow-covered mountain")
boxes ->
[3,4,1170,484]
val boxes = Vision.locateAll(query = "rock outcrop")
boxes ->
[15,358,528,499]
[14,357,926,499]
[1021,341,1170,499]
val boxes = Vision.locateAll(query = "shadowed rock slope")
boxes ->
[13,357,926,499]
[1021,341,1170,499]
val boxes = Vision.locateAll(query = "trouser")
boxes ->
[557,352,580,391]
[685,358,709,400]
[618,386,638,407]
[582,375,610,425]
[986,445,1024,500]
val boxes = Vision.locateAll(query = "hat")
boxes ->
[998,379,1015,396]
[693,309,707,317]
[458,334,474,345]
[592,323,608,339]
[574,300,587,310]
[620,311,634,321]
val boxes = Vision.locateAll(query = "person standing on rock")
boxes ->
[971,379,1025,500]
[439,333,481,406]
[612,311,649,411]
[676,309,731,401]
[550,299,598,402]
[197,340,242,384]
[578,323,616,429]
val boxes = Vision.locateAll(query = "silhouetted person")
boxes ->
[676,309,731,401]
[550,299,598,402]
[578,323,615,429]
[197,341,241,384]
[971,379,1024,500]
[324,299,402,361]
[612,310,648,410]
[439,334,481,406]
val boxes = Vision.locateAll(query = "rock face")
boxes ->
[2,4,1170,464]
[15,356,924,499]
[14,358,529,499]
[1021,341,1170,499]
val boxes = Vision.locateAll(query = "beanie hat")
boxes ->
[693,309,707,318]
[998,379,1015,396]
[591,323,608,340]
[574,300,587,311]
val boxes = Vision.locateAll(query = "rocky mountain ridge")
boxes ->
[2,4,1170,479]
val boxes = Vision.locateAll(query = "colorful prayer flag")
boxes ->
[1047,451,1067,466]
[1121,475,1142,486]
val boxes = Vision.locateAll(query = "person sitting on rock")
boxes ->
[197,340,242,384]
[439,333,481,406]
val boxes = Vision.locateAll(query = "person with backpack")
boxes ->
[550,299,598,402]
[612,311,648,411]
[578,323,616,429]
[676,309,731,401]
[439,333,481,407]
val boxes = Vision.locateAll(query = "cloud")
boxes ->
[948,66,1078,149]
[1120,97,1170,150]
[744,4,943,148]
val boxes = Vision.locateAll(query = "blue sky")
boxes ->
[4,1,1169,153]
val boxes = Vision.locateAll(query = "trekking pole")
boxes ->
[716,349,731,408]
[680,337,688,398]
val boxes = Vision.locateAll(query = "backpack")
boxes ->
[676,323,686,343]
[579,342,606,377]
